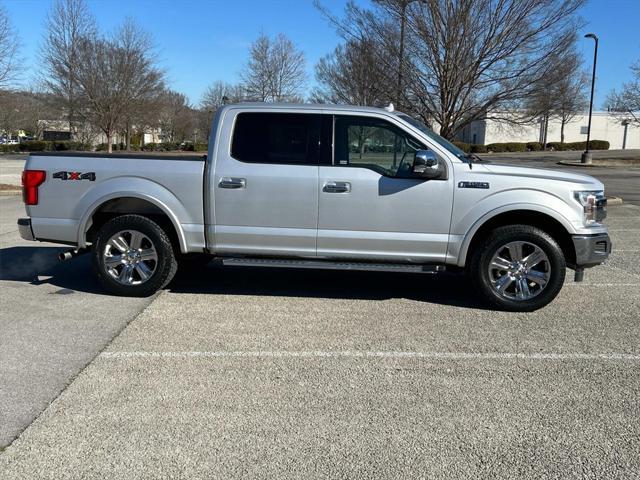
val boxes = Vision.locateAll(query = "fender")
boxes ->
[75,177,191,253]
[451,200,577,268]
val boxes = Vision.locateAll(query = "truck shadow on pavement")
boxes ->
[0,246,103,293]
[169,264,489,310]
[0,246,488,309]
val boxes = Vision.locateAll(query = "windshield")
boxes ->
[396,113,468,160]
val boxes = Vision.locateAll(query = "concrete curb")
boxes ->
[0,190,20,196]
[558,160,640,167]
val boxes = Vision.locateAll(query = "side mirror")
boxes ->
[412,150,442,179]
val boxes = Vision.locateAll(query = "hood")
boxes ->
[482,163,604,190]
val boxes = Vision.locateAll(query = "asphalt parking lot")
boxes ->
[1,170,640,478]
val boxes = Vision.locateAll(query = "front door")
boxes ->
[317,115,454,263]
[213,111,322,257]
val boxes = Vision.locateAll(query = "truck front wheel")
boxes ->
[92,214,178,297]
[469,225,566,312]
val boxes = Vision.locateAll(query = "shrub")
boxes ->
[485,143,506,153]
[194,143,208,152]
[486,142,528,153]
[526,142,543,151]
[589,140,609,150]
[453,141,470,153]
[52,141,71,151]
[546,140,609,151]
[469,144,487,153]
[545,141,565,151]
[141,142,182,152]
[50,141,89,151]
[0,144,20,153]
[19,141,52,152]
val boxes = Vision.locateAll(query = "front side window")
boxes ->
[396,113,468,160]
[231,112,321,164]
[334,116,427,178]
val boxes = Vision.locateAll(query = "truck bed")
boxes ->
[24,152,207,252]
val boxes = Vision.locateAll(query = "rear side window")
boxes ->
[231,112,321,165]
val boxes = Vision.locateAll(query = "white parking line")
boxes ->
[565,283,639,286]
[99,351,640,360]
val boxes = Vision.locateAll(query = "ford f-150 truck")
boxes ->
[18,103,611,311]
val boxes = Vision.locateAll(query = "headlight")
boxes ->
[574,190,607,225]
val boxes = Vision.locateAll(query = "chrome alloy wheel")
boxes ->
[103,230,158,285]
[488,241,550,301]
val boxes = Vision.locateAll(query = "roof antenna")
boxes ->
[384,103,394,112]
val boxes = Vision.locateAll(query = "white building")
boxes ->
[457,111,640,149]
[37,120,164,146]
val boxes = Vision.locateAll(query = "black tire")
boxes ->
[469,225,566,312]
[92,214,178,297]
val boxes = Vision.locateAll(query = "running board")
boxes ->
[219,257,445,274]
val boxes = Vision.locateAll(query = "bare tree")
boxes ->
[269,33,306,101]
[0,2,19,89]
[607,61,640,125]
[525,48,587,145]
[242,33,271,101]
[554,56,588,143]
[116,19,165,150]
[72,19,164,153]
[241,33,306,102]
[155,90,196,143]
[315,37,392,106]
[318,0,586,139]
[0,92,20,136]
[200,80,244,110]
[40,0,97,133]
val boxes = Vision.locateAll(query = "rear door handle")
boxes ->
[323,181,351,193]
[219,177,246,189]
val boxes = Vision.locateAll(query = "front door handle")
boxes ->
[323,181,351,193]
[219,177,246,189]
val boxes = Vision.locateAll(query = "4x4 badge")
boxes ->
[53,171,96,181]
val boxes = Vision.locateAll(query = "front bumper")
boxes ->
[18,218,35,241]
[572,233,611,268]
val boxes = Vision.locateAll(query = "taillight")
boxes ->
[22,170,46,205]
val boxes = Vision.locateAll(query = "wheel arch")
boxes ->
[457,207,576,268]
[79,193,186,253]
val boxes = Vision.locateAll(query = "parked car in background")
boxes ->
[17,103,611,311]
[1,135,20,145]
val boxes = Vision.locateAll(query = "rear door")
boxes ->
[212,111,324,256]
[317,114,454,263]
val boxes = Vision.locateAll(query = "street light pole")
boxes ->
[622,119,630,150]
[582,33,598,164]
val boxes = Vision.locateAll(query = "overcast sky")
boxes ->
[4,0,639,108]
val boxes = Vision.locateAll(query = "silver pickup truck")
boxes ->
[18,103,610,311]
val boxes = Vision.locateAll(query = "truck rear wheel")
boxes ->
[469,225,566,311]
[92,214,178,297]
